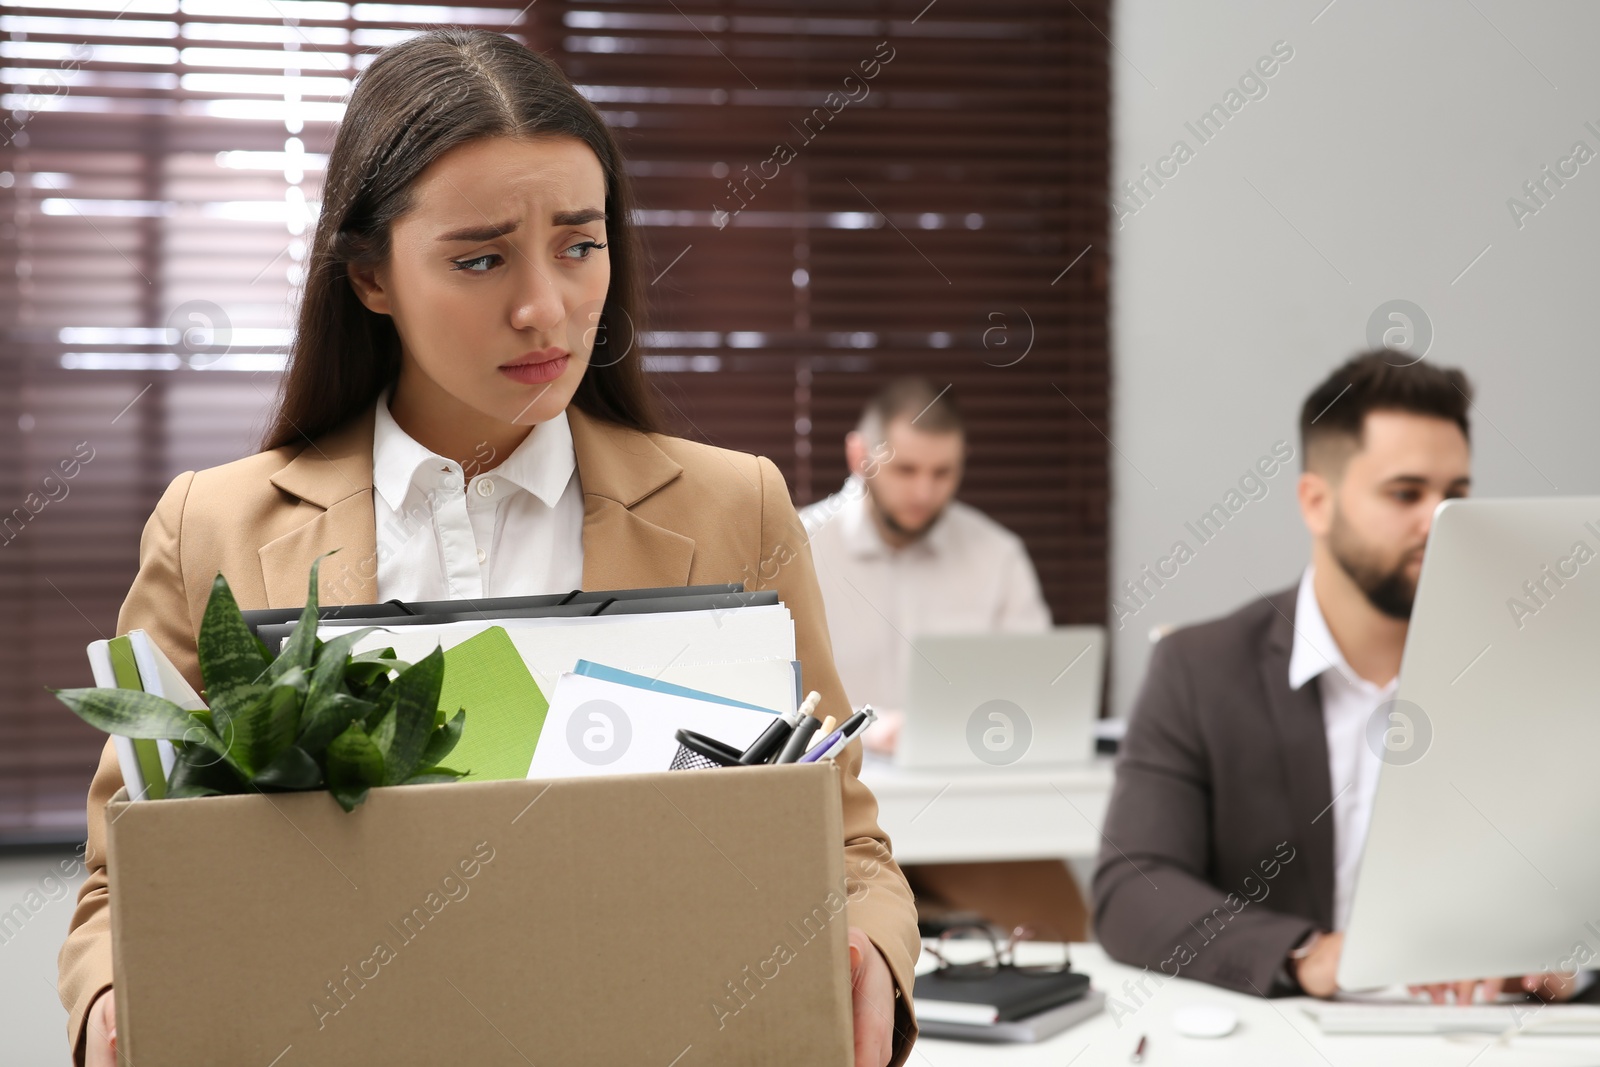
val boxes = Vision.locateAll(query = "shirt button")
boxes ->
[476,548,487,563]
[476,478,495,498]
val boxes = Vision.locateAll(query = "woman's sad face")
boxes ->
[347,135,611,434]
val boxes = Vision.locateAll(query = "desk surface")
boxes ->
[911,943,1600,1066]
[860,756,1115,794]
[859,756,1115,864]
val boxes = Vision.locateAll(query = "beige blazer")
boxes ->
[58,402,921,1064]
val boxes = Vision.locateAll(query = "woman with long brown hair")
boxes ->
[59,29,918,1067]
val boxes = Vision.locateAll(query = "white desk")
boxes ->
[858,756,1115,865]
[912,943,1600,1065]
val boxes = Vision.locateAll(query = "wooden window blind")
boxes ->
[0,0,1108,841]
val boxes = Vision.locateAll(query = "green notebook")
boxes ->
[438,626,548,781]
[108,634,167,799]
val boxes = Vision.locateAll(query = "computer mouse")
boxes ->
[1172,1003,1238,1038]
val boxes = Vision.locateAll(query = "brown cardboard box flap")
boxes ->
[106,763,852,1065]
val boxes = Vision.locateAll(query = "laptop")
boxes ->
[1339,497,1600,990]
[895,627,1105,770]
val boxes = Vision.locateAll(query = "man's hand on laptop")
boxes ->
[1290,930,1343,997]
[1290,931,1581,1002]
[1408,971,1582,1004]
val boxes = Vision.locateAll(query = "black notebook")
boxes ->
[912,967,1091,1025]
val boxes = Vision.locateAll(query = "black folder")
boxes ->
[243,583,773,647]
[912,967,1091,1024]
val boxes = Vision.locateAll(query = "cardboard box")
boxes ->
[106,763,853,1065]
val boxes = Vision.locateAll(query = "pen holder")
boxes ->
[668,728,746,771]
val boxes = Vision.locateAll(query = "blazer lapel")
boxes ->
[567,405,695,590]
[256,401,696,608]
[1257,588,1337,930]
[259,405,381,609]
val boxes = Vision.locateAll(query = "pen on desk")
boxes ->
[738,703,805,764]
[775,692,824,763]
[1129,1034,1146,1063]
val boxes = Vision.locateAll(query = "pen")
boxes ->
[813,706,875,761]
[797,724,845,763]
[1129,1034,1146,1063]
[797,690,823,720]
[776,692,824,763]
[738,704,805,764]
[813,715,837,744]
[808,707,868,760]
[800,706,876,763]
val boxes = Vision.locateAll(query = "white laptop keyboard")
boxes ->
[1306,1000,1600,1035]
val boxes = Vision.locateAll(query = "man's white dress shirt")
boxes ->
[798,475,1051,713]
[371,387,584,602]
[1286,565,1396,933]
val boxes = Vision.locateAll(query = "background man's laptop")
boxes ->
[896,627,1104,770]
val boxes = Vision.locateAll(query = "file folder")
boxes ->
[243,583,772,644]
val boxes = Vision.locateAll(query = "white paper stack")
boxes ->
[319,601,802,780]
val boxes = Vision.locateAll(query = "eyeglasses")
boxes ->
[923,923,1071,979]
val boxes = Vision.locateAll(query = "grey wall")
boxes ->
[0,850,80,1064]
[1108,0,1600,715]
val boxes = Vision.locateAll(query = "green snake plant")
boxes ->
[51,551,467,811]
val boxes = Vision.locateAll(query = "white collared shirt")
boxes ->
[371,387,584,601]
[797,475,1051,713]
[1287,565,1396,933]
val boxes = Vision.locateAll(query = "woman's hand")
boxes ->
[848,926,896,1067]
[84,988,116,1067]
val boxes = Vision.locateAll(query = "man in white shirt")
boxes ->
[799,378,1085,938]
[1095,351,1590,1004]
[799,378,1051,751]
